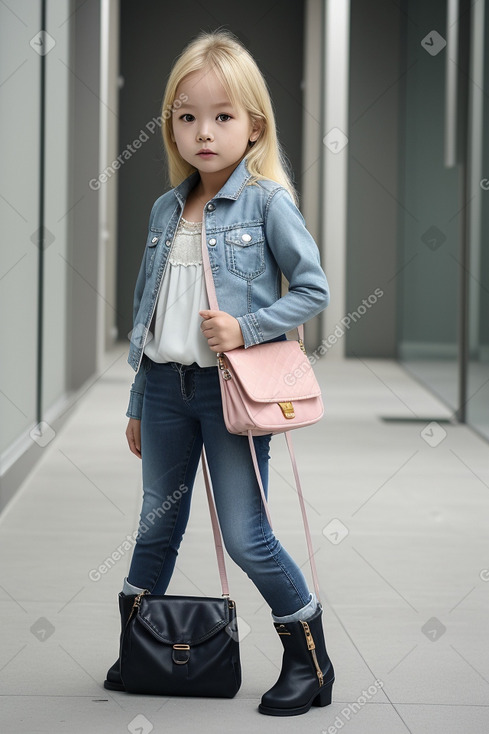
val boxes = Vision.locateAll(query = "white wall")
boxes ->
[43,0,71,414]
[0,1,42,463]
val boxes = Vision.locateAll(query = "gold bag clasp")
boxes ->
[278,401,295,419]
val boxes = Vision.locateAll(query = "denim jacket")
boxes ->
[126,157,330,419]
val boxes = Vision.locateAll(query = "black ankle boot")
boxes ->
[258,605,334,716]
[103,593,138,691]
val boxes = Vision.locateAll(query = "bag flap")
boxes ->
[223,341,321,402]
[135,595,232,646]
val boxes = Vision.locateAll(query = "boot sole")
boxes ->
[258,678,334,716]
[103,679,126,692]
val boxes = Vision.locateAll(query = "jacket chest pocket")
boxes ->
[146,228,162,277]
[224,226,265,280]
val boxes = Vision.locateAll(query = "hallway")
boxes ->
[1,346,488,733]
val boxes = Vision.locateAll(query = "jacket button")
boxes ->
[208,238,217,246]
[241,233,252,242]
[165,240,171,246]
[151,236,159,244]
[206,203,216,211]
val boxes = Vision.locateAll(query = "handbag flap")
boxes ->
[135,595,232,646]
[223,341,321,402]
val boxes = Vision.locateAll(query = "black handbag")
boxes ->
[120,449,241,697]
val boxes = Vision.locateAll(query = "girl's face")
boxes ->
[172,69,260,179]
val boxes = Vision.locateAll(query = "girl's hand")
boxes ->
[199,310,244,352]
[126,417,142,458]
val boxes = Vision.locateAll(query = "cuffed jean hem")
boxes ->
[271,592,318,623]
[122,576,146,596]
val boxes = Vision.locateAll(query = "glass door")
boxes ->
[466,0,489,439]
[398,0,489,440]
[398,0,461,412]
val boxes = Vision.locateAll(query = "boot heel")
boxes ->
[313,680,334,707]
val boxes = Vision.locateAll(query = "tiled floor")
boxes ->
[1,344,488,733]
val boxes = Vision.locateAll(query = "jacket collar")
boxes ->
[173,157,252,206]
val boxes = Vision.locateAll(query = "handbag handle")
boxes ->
[200,220,321,604]
[245,431,321,602]
[201,446,230,597]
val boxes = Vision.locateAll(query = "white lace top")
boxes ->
[143,217,216,367]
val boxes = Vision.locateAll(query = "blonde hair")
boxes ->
[160,30,297,205]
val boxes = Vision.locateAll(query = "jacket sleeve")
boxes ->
[125,200,158,420]
[125,355,146,419]
[236,188,330,347]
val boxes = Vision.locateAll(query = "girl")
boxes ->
[104,30,334,716]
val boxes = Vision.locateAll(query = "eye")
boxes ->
[179,113,194,122]
[217,113,232,122]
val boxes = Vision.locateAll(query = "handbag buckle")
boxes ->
[278,401,295,419]
[172,643,191,665]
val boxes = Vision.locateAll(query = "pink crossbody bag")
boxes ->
[200,223,324,601]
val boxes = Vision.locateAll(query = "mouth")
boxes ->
[197,149,217,157]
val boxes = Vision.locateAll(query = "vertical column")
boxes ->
[320,0,351,358]
[68,0,101,389]
[301,0,325,350]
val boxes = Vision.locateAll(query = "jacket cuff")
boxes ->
[126,389,143,420]
[237,313,263,348]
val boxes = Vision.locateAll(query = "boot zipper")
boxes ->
[133,590,149,608]
[127,589,149,624]
[301,621,324,686]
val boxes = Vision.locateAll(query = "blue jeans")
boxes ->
[127,358,312,617]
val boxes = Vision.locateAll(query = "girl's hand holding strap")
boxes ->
[199,310,244,352]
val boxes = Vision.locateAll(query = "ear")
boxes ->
[249,117,263,143]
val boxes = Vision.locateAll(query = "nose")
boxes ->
[197,128,213,142]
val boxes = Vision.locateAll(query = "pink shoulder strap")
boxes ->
[201,447,230,597]
[201,432,320,602]
[200,218,320,603]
